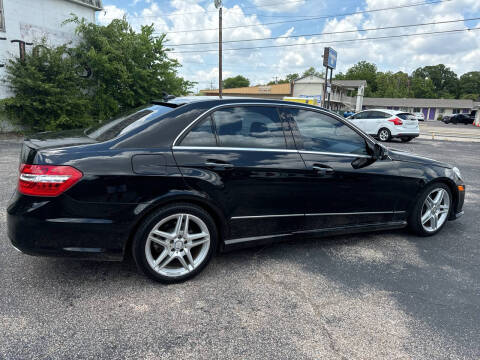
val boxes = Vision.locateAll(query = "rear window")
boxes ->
[397,113,415,120]
[85,105,174,141]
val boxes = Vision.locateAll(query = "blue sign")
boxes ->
[327,48,337,69]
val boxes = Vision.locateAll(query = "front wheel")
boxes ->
[401,137,413,142]
[377,128,391,142]
[132,203,218,283]
[408,183,451,236]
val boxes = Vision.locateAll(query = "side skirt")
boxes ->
[222,221,407,252]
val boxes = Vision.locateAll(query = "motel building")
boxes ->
[202,75,480,120]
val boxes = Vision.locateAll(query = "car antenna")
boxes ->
[162,91,176,101]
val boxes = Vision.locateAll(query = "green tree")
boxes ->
[267,73,299,85]
[302,67,324,78]
[344,61,378,96]
[3,43,92,131]
[375,71,411,98]
[3,17,192,131]
[223,75,250,89]
[459,71,480,99]
[412,64,459,98]
[410,76,436,98]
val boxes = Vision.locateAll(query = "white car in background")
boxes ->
[413,112,425,121]
[347,109,420,142]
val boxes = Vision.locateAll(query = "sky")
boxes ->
[97,0,480,91]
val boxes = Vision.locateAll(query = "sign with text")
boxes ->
[323,47,337,69]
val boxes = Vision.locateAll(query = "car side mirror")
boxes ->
[373,143,387,160]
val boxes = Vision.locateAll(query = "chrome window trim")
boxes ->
[172,102,374,148]
[173,146,297,153]
[173,146,372,159]
[230,211,405,220]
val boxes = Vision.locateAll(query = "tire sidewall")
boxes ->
[409,182,452,236]
[132,203,218,284]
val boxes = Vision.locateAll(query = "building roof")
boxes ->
[201,82,292,96]
[363,97,474,108]
[66,0,103,10]
[332,80,367,88]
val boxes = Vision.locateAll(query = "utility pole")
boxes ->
[215,0,223,98]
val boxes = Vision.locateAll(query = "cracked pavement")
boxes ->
[1,137,479,359]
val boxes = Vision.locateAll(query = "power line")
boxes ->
[169,27,479,53]
[126,0,314,18]
[169,17,479,46]
[155,0,451,34]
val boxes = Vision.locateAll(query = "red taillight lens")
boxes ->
[388,117,403,125]
[18,164,82,197]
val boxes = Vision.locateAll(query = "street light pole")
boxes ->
[216,0,223,99]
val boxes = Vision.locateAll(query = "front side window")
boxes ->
[282,109,368,155]
[212,106,286,149]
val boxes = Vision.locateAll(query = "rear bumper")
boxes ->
[7,192,136,261]
[392,132,420,138]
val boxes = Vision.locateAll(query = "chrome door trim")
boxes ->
[231,213,304,220]
[230,210,405,220]
[224,233,291,245]
[173,146,372,159]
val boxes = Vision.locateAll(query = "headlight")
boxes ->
[453,167,463,181]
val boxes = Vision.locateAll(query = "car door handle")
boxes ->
[205,160,234,169]
[312,165,334,176]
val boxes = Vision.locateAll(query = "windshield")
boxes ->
[85,105,175,141]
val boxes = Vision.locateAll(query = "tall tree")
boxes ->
[412,64,459,98]
[343,61,378,95]
[459,71,480,99]
[302,67,324,78]
[223,75,250,89]
[267,73,300,85]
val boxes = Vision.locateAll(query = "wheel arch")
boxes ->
[407,177,458,218]
[123,193,229,258]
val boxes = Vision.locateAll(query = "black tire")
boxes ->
[377,128,391,142]
[408,182,452,237]
[132,203,218,284]
[401,137,413,142]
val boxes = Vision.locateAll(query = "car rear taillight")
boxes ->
[18,164,82,197]
[388,117,403,125]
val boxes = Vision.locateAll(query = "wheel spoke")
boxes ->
[185,248,195,267]
[152,229,175,240]
[178,255,191,271]
[158,254,174,269]
[188,237,209,248]
[149,236,169,248]
[183,214,190,236]
[187,232,208,241]
[153,250,168,266]
[433,189,445,205]
[425,196,434,210]
[173,214,184,237]
[431,214,438,230]
[421,211,432,224]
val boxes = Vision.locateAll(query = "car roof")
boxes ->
[152,96,329,111]
[359,108,410,115]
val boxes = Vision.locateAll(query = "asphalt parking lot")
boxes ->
[1,137,479,359]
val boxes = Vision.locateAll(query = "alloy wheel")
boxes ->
[421,188,450,232]
[145,213,211,278]
[379,129,390,141]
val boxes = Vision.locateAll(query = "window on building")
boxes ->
[438,108,445,114]
[453,109,460,114]
[0,0,5,32]
[413,108,421,113]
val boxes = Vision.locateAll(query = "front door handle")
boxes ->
[312,165,334,176]
[205,160,234,169]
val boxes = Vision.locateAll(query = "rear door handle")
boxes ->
[205,160,234,169]
[312,165,334,176]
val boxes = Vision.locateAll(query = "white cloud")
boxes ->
[251,0,307,13]
[97,5,126,25]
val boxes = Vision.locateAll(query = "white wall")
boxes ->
[0,0,97,99]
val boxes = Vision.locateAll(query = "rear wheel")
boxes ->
[132,203,218,283]
[377,128,391,142]
[401,137,413,142]
[408,183,451,236]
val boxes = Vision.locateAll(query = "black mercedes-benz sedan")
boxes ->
[7,97,465,283]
